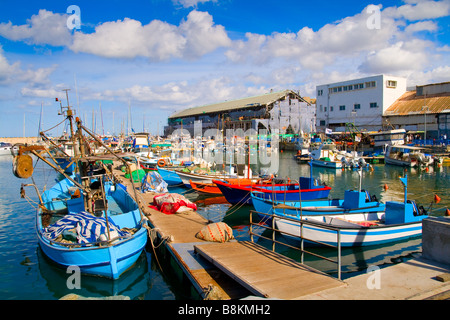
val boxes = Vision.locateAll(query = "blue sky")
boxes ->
[0,0,449,137]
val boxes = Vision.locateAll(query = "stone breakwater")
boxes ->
[0,137,40,144]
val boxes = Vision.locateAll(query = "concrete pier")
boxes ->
[300,217,450,300]
[422,217,450,265]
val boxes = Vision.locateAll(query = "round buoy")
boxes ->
[13,155,34,179]
[157,159,166,167]
[446,208,450,216]
[383,184,388,191]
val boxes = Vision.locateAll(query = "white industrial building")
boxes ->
[315,75,407,132]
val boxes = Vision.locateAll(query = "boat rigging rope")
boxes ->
[40,117,67,134]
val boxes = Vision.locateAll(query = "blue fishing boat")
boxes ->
[273,176,429,247]
[252,188,385,221]
[13,97,148,280]
[157,166,184,185]
[214,176,331,205]
[36,175,148,279]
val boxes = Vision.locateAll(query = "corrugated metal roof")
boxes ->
[385,90,450,116]
[169,90,302,119]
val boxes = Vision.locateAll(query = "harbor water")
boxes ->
[0,151,448,300]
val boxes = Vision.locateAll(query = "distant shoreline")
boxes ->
[0,137,40,144]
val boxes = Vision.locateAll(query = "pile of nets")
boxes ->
[150,193,197,214]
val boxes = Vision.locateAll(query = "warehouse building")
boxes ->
[164,90,316,136]
[383,81,450,140]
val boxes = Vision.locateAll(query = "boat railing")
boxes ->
[249,210,342,280]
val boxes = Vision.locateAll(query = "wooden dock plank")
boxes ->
[195,241,345,300]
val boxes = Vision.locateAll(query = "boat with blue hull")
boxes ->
[273,176,429,247]
[13,96,148,280]
[36,176,148,279]
[213,176,331,205]
[157,166,184,186]
[252,188,385,223]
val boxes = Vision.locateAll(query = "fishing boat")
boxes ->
[274,176,429,247]
[368,129,406,149]
[309,142,343,169]
[384,145,434,167]
[0,142,14,156]
[252,188,385,222]
[175,168,241,188]
[189,177,266,195]
[12,94,148,279]
[213,176,331,205]
[157,166,184,186]
[189,180,221,194]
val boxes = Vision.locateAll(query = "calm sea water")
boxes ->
[0,151,448,300]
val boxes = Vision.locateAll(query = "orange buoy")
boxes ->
[446,208,450,216]
[383,184,388,191]
[434,194,441,204]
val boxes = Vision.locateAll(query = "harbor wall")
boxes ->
[0,137,40,144]
[422,217,450,265]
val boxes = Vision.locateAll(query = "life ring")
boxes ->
[157,159,166,167]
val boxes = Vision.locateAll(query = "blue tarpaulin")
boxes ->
[141,171,168,193]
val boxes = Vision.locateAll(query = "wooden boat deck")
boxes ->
[111,163,345,300]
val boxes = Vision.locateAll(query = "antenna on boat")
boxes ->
[357,166,363,193]
[399,175,408,203]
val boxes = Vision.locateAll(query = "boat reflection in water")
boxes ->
[37,248,154,299]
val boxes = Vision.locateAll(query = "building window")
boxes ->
[354,104,361,110]
[319,105,323,112]
[386,80,397,88]
[365,81,376,88]
[324,107,327,112]
[317,89,323,96]
[370,102,378,108]
[320,120,326,126]
[330,106,334,112]
[339,105,345,111]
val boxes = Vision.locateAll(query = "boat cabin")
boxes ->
[385,200,427,224]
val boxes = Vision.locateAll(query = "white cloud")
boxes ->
[20,86,61,98]
[0,45,56,86]
[225,5,397,70]
[388,0,450,21]
[89,76,268,113]
[0,9,230,61]
[70,10,230,61]
[404,20,438,33]
[359,40,430,74]
[224,1,450,86]
[71,18,186,60]
[179,10,231,58]
[173,0,217,8]
[0,9,71,46]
